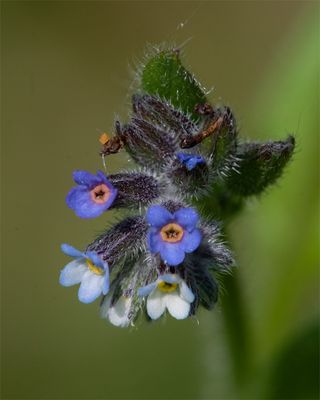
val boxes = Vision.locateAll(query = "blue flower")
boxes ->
[66,170,117,218]
[138,274,195,320]
[59,244,109,303]
[146,205,202,266]
[176,153,205,171]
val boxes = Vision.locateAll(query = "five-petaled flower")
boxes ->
[59,244,109,303]
[176,153,205,171]
[146,205,202,266]
[138,274,195,320]
[66,170,117,218]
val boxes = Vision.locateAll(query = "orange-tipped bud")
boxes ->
[99,132,110,145]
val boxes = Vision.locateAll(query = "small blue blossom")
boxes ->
[176,153,205,171]
[59,243,109,303]
[66,170,117,218]
[146,205,202,266]
[138,274,195,320]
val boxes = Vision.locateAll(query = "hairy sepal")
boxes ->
[209,107,238,177]
[226,135,295,196]
[109,172,161,208]
[168,157,210,196]
[116,118,176,171]
[133,94,198,139]
[87,216,148,265]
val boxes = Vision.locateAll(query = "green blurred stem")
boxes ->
[221,267,252,390]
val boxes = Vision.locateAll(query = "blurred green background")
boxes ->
[2,1,319,399]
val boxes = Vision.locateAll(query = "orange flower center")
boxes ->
[160,223,184,243]
[90,184,110,204]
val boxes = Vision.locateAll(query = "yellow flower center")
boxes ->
[160,223,184,243]
[157,281,178,293]
[86,259,104,275]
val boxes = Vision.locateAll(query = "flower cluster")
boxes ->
[59,50,294,328]
[59,93,237,327]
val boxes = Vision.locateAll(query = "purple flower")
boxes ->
[59,244,109,303]
[176,153,205,171]
[146,205,202,266]
[66,170,117,218]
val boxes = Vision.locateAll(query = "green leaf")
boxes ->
[141,49,207,120]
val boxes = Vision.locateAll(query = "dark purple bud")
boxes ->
[132,94,198,139]
[109,172,161,208]
[87,216,148,266]
[115,117,176,170]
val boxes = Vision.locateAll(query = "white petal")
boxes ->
[146,289,166,320]
[100,294,112,319]
[165,292,190,320]
[180,280,195,303]
[78,271,103,303]
[108,296,132,327]
[59,258,87,286]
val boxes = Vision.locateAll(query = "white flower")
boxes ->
[138,274,195,320]
[59,244,109,303]
[100,293,132,328]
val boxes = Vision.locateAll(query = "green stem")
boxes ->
[221,268,252,392]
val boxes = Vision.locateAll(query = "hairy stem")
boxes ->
[221,262,252,392]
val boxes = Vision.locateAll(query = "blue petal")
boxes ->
[161,274,179,284]
[187,157,205,170]
[160,243,185,266]
[174,208,199,231]
[66,186,88,210]
[146,205,173,228]
[78,272,104,303]
[180,229,202,253]
[61,243,83,258]
[86,252,104,269]
[73,170,101,187]
[66,186,107,218]
[196,155,205,162]
[96,171,118,199]
[147,230,162,254]
[138,282,157,297]
[177,153,205,170]
[59,259,87,286]
[176,153,190,162]
[180,280,195,303]
[96,170,108,183]
[185,158,198,170]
